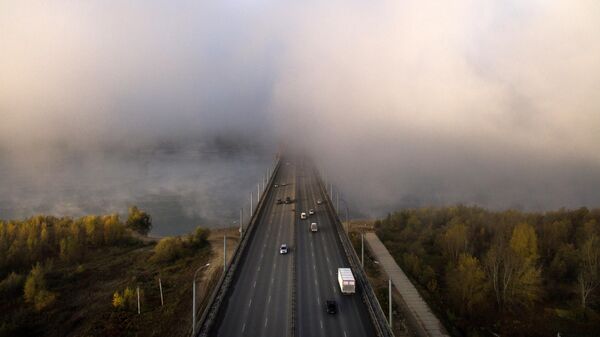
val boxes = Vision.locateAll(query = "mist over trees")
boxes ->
[376,206,600,336]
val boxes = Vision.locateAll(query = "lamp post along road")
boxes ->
[389,279,392,329]
[339,198,350,233]
[192,263,211,336]
[361,232,364,267]
[239,208,243,236]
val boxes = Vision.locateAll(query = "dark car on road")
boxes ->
[326,300,337,314]
[284,196,292,204]
[276,198,283,204]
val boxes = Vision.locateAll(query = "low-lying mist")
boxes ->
[1,0,599,227]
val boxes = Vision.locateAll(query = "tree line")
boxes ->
[0,207,151,313]
[375,206,600,336]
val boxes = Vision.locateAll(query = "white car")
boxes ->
[280,244,288,254]
[300,212,307,220]
[309,209,315,215]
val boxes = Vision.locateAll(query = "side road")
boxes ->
[364,233,450,337]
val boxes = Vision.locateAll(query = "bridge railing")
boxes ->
[315,169,395,337]
[195,156,282,337]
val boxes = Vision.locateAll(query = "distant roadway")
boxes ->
[211,158,376,337]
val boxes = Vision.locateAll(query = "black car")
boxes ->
[284,196,292,204]
[326,300,337,314]
[276,198,283,204]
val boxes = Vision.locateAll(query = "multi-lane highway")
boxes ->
[214,161,295,337]
[210,158,376,337]
[295,161,376,337]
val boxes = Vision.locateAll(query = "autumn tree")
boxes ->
[83,216,104,246]
[577,235,600,309]
[484,223,541,310]
[446,253,486,315]
[103,214,125,244]
[152,237,184,263]
[441,222,469,264]
[189,226,210,249]
[126,206,152,235]
[23,263,56,311]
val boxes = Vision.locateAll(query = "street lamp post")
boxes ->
[192,263,211,336]
[389,279,393,329]
[339,198,350,233]
[361,232,364,267]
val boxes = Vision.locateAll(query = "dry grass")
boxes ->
[0,232,224,337]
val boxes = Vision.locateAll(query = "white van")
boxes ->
[300,212,307,220]
[310,222,318,232]
[338,268,355,294]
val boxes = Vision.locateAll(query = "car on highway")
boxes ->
[276,198,283,204]
[281,183,287,186]
[280,244,288,254]
[285,196,292,204]
[309,209,315,215]
[274,184,279,188]
[300,212,307,220]
[310,222,318,232]
[326,300,337,314]
[316,199,323,205]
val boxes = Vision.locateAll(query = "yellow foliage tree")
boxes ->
[446,253,486,315]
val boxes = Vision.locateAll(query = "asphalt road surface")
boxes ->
[212,159,376,337]
[295,161,376,337]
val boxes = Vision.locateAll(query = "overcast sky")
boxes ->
[1,0,599,213]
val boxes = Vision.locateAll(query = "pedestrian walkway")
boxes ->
[364,233,450,337]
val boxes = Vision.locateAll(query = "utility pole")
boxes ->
[192,263,210,336]
[389,279,392,329]
[159,278,164,307]
[223,235,227,272]
[239,208,243,236]
[361,233,364,267]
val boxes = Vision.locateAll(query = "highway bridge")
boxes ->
[196,157,393,337]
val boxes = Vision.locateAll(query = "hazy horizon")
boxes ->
[1,0,599,225]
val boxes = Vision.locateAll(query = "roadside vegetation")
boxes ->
[0,207,214,337]
[374,206,600,337]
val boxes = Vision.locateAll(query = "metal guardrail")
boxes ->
[194,158,282,337]
[315,170,395,337]
[289,164,298,337]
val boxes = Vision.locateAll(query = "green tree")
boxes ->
[126,206,152,235]
[189,227,210,249]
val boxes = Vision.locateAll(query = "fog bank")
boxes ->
[1,0,599,220]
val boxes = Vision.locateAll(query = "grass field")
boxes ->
[0,229,239,337]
